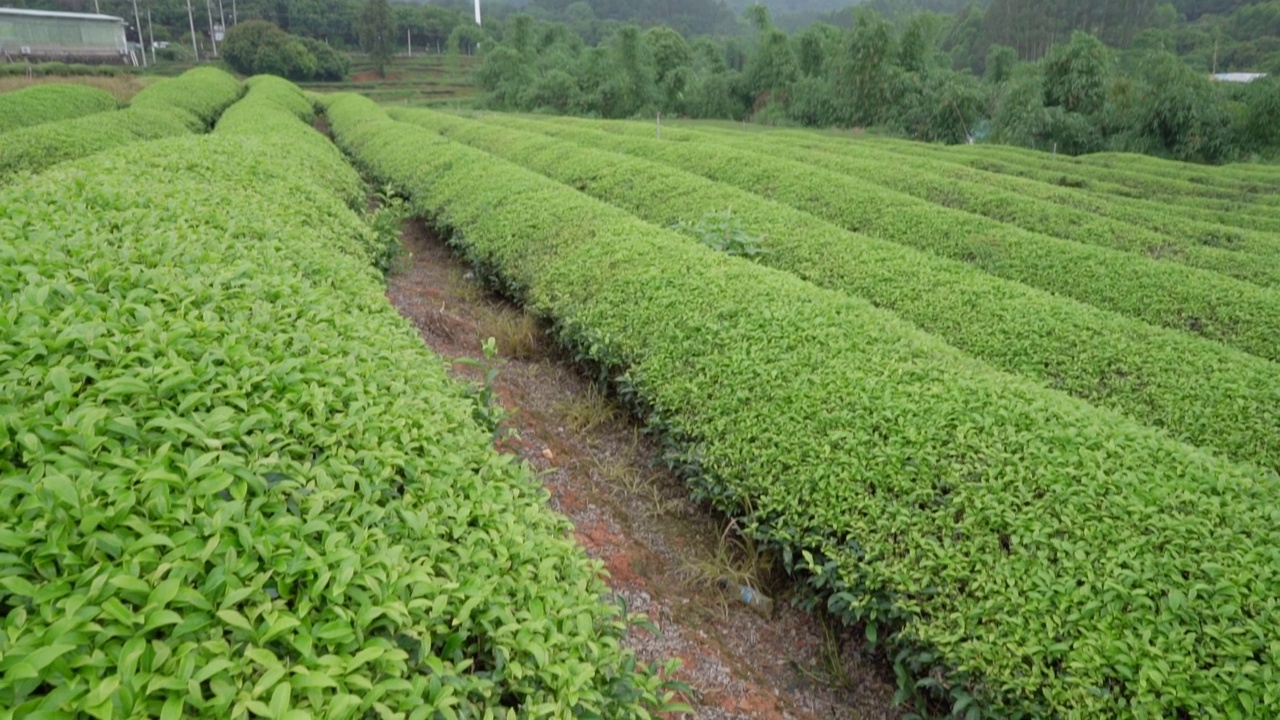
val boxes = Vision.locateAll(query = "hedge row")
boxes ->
[0,67,241,182]
[656,123,1280,235]
[972,145,1280,199]
[328,94,1280,719]
[954,151,1280,230]
[218,75,317,129]
[831,133,1280,236]
[641,123,1280,288]
[1081,151,1280,186]
[393,108,1280,475]
[0,80,673,717]
[737,127,1280,275]
[0,83,118,134]
[128,66,243,131]
[923,141,1280,203]
[796,132,1280,231]
[482,114,1280,365]
[871,138,1280,212]
[0,62,141,77]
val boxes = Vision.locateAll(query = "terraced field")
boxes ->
[4,74,1280,718]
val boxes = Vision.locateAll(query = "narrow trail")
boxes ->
[386,220,903,719]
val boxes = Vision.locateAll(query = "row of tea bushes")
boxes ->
[487,114,1280,365]
[394,108,1280,475]
[0,78,675,718]
[869,138,1280,215]
[0,83,118,134]
[667,126,1280,287]
[326,94,1280,719]
[0,67,240,182]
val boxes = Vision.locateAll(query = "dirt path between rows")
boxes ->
[387,219,903,719]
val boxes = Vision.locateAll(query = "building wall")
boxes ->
[0,13,127,59]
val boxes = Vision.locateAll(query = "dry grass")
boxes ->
[0,75,152,102]
[789,613,860,693]
[557,384,618,434]
[443,266,485,304]
[678,519,776,599]
[591,432,683,518]
[479,306,542,361]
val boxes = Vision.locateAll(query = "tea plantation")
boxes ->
[4,73,1280,718]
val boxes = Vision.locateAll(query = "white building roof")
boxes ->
[0,8,126,23]
[1212,72,1268,83]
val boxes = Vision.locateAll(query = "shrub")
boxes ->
[0,77,678,718]
[300,37,349,81]
[221,20,347,82]
[0,67,241,181]
[327,93,1280,719]
[486,113,1280,366]
[0,83,118,134]
[395,110,1280,475]
[1121,51,1234,163]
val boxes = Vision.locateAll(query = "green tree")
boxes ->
[476,45,533,106]
[894,68,987,143]
[1236,78,1280,157]
[608,24,658,116]
[794,22,841,77]
[422,6,463,53]
[645,26,693,112]
[939,1,986,72]
[1124,50,1231,162]
[985,43,1018,83]
[744,7,799,107]
[1042,31,1110,114]
[832,15,901,126]
[221,19,341,81]
[521,69,584,113]
[898,13,943,73]
[564,2,599,43]
[506,13,536,56]
[358,0,396,76]
[447,24,487,57]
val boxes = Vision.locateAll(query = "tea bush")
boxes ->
[880,138,1280,211]
[0,67,241,182]
[488,114,1280,364]
[325,93,1280,719]
[654,124,1280,287]
[0,83,118,134]
[393,109,1280,475]
[788,132,1280,235]
[0,79,675,718]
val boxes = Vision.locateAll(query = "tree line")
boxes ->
[10,0,1279,160]
[471,1,1280,162]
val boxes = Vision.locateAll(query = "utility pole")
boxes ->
[186,0,199,60]
[407,28,411,57]
[231,0,237,25]
[474,0,481,26]
[131,0,146,67]
[205,0,218,57]
[147,8,156,64]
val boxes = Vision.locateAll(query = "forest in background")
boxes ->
[8,0,1277,73]
[470,0,1280,162]
[6,0,1279,161]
